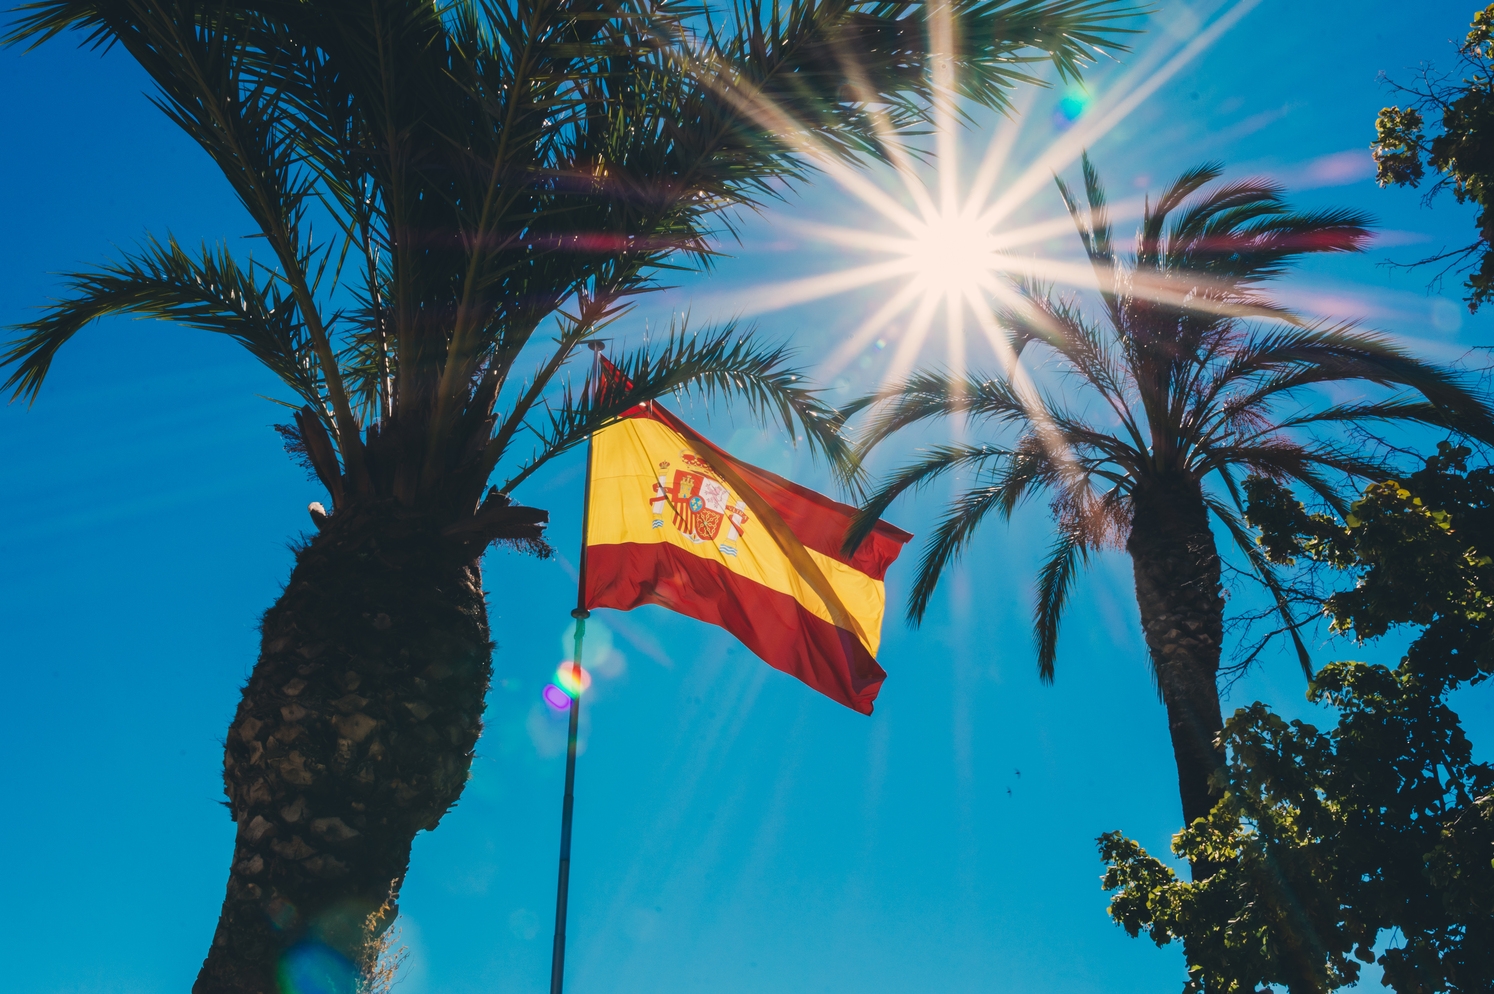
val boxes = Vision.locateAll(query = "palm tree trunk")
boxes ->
[194,501,491,994]
[1126,476,1225,878]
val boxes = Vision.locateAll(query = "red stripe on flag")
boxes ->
[585,541,886,714]
[624,405,911,581]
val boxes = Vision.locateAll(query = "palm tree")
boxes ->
[2,0,1137,989]
[846,157,1494,877]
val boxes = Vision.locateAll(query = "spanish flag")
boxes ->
[581,404,911,714]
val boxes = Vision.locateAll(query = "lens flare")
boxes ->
[556,661,591,697]
[542,683,573,710]
[278,942,357,994]
[1052,86,1090,129]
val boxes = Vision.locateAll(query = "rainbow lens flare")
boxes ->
[556,661,591,697]
[1053,87,1090,129]
[542,684,572,711]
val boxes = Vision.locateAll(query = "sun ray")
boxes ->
[929,0,960,223]
[658,34,928,234]
[783,210,1088,261]
[944,289,969,439]
[708,258,923,317]
[946,290,965,376]
[970,281,1083,478]
[776,218,939,257]
[961,84,1039,219]
[878,290,942,393]
[973,0,1264,233]
[1009,255,1310,325]
[985,213,1105,254]
[819,279,928,382]
[817,23,944,221]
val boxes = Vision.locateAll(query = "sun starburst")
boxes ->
[691,0,1270,395]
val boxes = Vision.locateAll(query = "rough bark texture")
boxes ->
[195,501,491,994]
[1127,475,1226,877]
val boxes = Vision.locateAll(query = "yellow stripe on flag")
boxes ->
[587,416,888,656]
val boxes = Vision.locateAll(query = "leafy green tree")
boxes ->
[1100,446,1494,994]
[1,0,1139,989]
[846,157,1494,878]
[1371,4,1494,310]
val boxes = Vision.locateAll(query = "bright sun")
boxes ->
[899,211,1002,300]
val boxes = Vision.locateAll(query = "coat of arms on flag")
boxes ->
[651,454,750,554]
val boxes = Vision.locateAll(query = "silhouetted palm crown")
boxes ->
[4,0,1140,534]
[849,157,1494,677]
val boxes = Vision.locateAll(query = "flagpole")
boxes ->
[550,341,604,994]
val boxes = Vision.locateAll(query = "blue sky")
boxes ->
[3,2,1493,992]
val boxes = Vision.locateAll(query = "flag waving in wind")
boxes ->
[581,395,910,714]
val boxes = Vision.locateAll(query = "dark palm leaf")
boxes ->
[1204,493,1312,677]
[1035,529,1087,682]
[4,234,319,406]
[503,322,854,490]
[905,478,1017,624]
[854,368,1030,451]
[847,441,1013,547]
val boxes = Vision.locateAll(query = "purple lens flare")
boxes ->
[542,683,572,710]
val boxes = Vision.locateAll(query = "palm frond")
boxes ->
[1202,324,1494,441]
[1201,440,1394,503]
[1055,151,1113,266]
[502,321,850,492]
[1035,529,1087,682]
[1194,440,1355,515]
[1254,398,1473,455]
[1204,493,1312,678]
[900,439,1087,625]
[3,234,320,408]
[700,0,1143,156]
[994,282,1140,442]
[1137,161,1222,269]
[1055,151,1120,313]
[843,442,1012,553]
[10,0,369,470]
[854,369,1032,453]
[906,479,1021,624]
